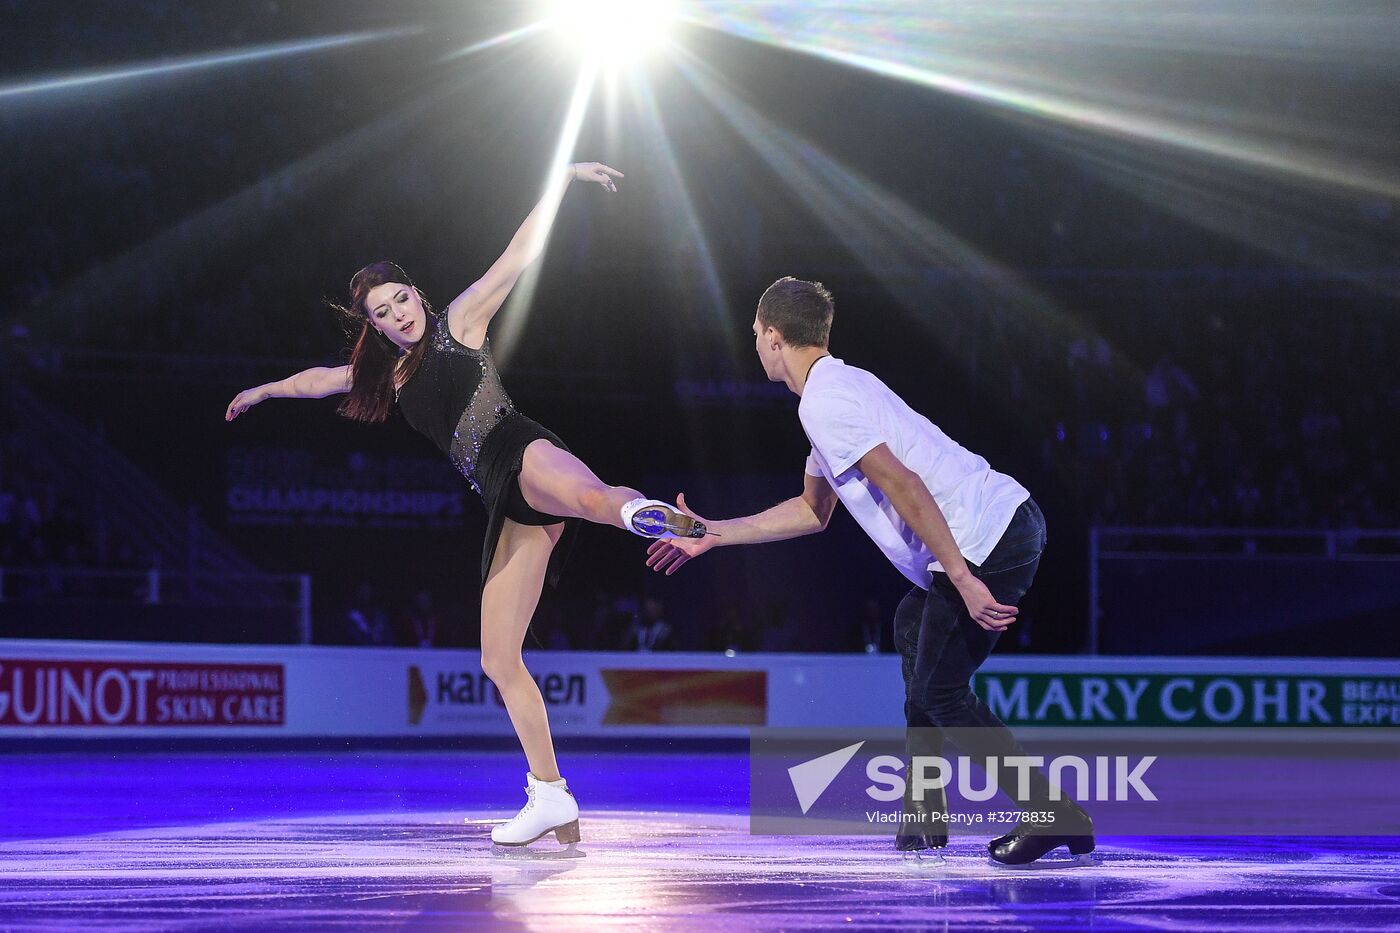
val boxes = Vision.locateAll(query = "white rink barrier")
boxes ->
[1,640,1396,739]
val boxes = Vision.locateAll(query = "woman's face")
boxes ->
[364,281,427,350]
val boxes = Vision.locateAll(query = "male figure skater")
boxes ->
[646,277,1093,865]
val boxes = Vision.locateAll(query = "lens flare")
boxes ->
[686,2,1400,200]
[546,0,678,66]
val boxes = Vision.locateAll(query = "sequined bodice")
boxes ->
[395,314,517,493]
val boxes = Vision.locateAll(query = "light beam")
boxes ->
[676,52,1144,407]
[494,56,601,363]
[686,2,1400,200]
[438,22,549,62]
[0,29,418,102]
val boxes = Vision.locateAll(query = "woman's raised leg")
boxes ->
[517,439,640,529]
[517,440,709,539]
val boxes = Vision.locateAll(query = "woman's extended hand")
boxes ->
[226,387,268,421]
[572,161,623,193]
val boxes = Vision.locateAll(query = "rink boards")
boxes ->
[0,639,1397,739]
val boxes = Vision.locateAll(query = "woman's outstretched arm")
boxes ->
[225,365,352,420]
[448,161,622,347]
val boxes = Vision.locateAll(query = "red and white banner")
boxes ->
[0,659,284,728]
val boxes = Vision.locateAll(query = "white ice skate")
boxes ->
[490,772,581,847]
[621,497,709,540]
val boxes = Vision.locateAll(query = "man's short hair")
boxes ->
[757,276,834,348]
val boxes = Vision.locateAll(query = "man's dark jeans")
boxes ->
[894,497,1051,807]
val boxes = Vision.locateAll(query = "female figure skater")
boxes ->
[225,161,705,847]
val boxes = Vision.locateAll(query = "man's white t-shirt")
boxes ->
[799,356,1029,590]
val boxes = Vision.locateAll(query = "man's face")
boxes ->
[753,314,782,382]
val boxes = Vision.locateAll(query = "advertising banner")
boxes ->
[971,670,1400,727]
[0,658,284,728]
[0,640,1394,740]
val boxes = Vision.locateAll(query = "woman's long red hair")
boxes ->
[331,261,431,424]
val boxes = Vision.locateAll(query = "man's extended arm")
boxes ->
[644,472,837,574]
[708,472,838,545]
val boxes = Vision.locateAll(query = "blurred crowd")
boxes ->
[1036,299,1397,530]
[340,584,686,652]
[0,430,148,600]
[2,99,343,360]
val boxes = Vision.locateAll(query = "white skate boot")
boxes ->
[490,773,581,847]
[621,497,709,540]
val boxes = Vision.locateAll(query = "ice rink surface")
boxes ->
[2,751,1397,931]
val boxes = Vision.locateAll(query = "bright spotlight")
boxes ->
[547,0,676,64]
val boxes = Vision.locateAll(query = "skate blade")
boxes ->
[900,850,947,870]
[491,819,582,849]
[492,842,585,861]
[631,507,709,539]
[987,850,1098,870]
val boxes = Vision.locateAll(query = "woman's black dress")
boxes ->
[396,312,578,587]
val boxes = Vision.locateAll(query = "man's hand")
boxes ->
[953,574,1020,631]
[645,493,717,575]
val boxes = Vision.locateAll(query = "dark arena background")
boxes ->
[2,1,1398,929]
